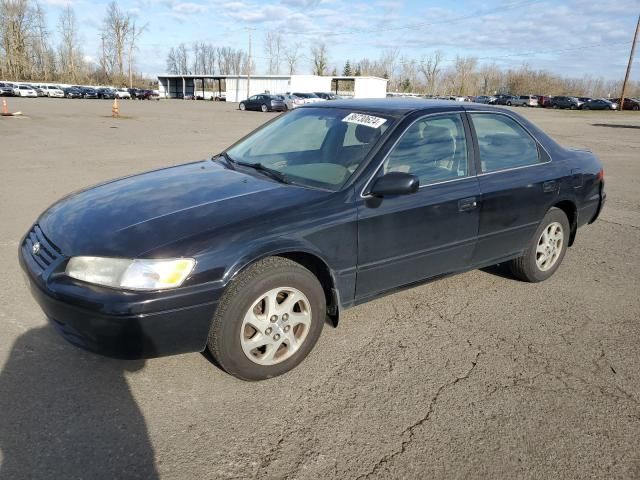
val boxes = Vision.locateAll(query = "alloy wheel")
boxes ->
[536,222,564,271]
[240,287,311,365]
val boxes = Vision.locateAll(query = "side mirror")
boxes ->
[369,172,419,197]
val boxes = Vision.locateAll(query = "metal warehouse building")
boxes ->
[157,74,388,101]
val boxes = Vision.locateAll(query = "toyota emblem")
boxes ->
[32,242,41,255]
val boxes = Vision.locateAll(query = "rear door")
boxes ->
[468,112,562,265]
[356,112,480,299]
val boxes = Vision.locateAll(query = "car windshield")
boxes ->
[225,107,393,191]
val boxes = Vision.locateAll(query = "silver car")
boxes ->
[276,94,304,110]
[512,95,539,107]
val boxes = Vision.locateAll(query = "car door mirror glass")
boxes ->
[369,172,419,197]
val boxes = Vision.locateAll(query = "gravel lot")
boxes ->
[1,98,639,480]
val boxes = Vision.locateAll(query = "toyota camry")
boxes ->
[20,99,605,380]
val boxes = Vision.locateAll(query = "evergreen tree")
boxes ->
[343,60,352,76]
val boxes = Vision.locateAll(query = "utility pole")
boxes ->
[619,14,639,111]
[246,27,253,101]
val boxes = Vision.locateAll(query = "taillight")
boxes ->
[597,168,604,181]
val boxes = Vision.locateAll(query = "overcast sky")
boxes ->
[40,0,639,80]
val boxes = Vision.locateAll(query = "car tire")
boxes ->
[506,101,512,106]
[239,102,246,111]
[206,257,326,381]
[633,105,639,111]
[261,104,268,112]
[509,207,570,283]
[570,105,576,110]
[583,106,590,110]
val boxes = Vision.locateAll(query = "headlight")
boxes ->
[65,257,195,290]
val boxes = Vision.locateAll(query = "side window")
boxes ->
[470,113,540,173]
[383,114,468,185]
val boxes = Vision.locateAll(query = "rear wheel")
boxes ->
[261,103,268,112]
[207,257,326,381]
[509,207,570,282]
[583,106,590,110]
[506,101,512,106]
[633,105,639,111]
[239,102,246,111]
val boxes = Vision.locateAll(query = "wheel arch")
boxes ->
[552,199,578,246]
[224,245,341,326]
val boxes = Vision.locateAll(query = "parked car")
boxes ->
[19,99,605,380]
[128,88,141,99]
[581,98,618,110]
[537,95,554,108]
[97,88,116,99]
[30,85,47,97]
[551,96,582,109]
[0,82,15,96]
[136,89,158,100]
[493,95,517,106]
[43,85,65,98]
[115,88,132,99]
[611,97,640,111]
[512,95,539,107]
[63,87,83,99]
[239,94,286,112]
[314,92,339,100]
[14,85,38,97]
[78,87,98,99]
[291,92,325,104]
[276,93,304,110]
[473,95,496,104]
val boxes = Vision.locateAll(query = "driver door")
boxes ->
[356,113,480,300]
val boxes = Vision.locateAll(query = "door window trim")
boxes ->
[466,110,552,176]
[360,111,474,198]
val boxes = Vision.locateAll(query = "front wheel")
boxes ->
[506,101,512,106]
[509,207,570,282]
[207,257,326,381]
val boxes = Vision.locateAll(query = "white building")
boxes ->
[157,74,388,101]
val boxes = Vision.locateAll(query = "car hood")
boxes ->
[39,160,326,257]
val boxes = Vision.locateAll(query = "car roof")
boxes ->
[300,98,509,116]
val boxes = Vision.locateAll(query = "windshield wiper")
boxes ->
[213,152,236,169]
[236,162,292,184]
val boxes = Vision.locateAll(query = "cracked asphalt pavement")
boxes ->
[1,99,638,479]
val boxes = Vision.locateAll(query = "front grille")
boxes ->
[23,225,61,272]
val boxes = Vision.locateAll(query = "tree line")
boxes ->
[0,0,148,87]
[168,32,638,98]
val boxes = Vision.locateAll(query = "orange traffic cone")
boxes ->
[2,98,8,115]
[112,98,119,118]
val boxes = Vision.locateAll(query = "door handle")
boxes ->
[458,197,478,212]
[542,181,558,193]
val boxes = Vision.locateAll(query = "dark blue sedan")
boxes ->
[20,99,605,380]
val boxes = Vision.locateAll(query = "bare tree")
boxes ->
[310,42,328,76]
[263,30,283,74]
[452,55,477,95]
[99,1,132,83]
[283,42,302,75]
[0,0,34,79]
[58,5,82,82]
[418,50,443,95]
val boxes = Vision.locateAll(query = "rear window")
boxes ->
[470,113,540,173]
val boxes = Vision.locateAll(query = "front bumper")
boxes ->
[19,229,223,359]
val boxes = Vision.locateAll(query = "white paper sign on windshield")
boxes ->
[342,112,387,129]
